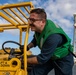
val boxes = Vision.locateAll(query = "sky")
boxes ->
[0,0,76,54]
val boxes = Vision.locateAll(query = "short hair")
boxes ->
[30,8,47,20]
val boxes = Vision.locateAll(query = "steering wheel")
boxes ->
[2,41,23,55]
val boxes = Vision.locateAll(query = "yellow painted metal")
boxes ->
[17,7,28,19]
[9,8,26,24]
[0,28,3,32]
[15,69,25,75]
[24,7,30,14]
[0,54,9,60]
[0,2,34,30]
[19,28,22,44]
[0,58,21,70]
[0,58,21,75]
[0,1,34,75]
[0,12,18,27]
[24,23,30,75]
[3,9,22,24]
[0,2,34,9]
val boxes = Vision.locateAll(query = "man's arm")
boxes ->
[27,35,38,64]
[27,42,34,50]
[27,35,37,50]
[27,34,63,64]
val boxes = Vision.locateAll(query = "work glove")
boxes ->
[20,45,29,51]
[20,45,24,50]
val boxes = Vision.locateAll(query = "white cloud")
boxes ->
[3,3,9,5]
[31,0,44,7]
[45,0,76,15]
[5,29,19,35]
[64,3,72,10]
[37,0,75,32]
[0,0,75,36]
[0,0,76,42]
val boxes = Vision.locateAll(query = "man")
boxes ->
[27,8,74,75]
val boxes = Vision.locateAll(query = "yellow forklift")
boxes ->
[0,2,34,75]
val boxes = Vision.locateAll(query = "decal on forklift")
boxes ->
[0,61,10,67]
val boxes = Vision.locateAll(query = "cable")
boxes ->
[68,49,76,58]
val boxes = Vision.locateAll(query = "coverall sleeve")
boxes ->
[31,35,37,47]
[37,34,63,64]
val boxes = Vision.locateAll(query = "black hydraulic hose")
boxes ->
[68,49,76,58]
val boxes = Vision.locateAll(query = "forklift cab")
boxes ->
[0,2,34,75]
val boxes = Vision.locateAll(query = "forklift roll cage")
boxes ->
[0,2,34,75]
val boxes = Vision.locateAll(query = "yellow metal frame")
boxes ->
[0,2,34,75]
[0,2,34,44]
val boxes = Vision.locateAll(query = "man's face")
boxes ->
[28,13,44,32]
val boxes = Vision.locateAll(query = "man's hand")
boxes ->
[27,56,39,64]
[20,45,24,50]
[20,45,29,51]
